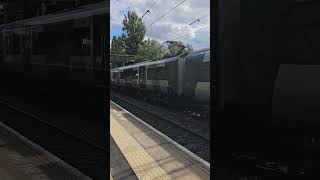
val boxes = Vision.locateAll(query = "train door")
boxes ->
[139,66,146,89]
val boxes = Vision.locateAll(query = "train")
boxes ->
[110,48,210,106]
[0,2,108,109]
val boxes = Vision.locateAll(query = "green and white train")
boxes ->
[110,48,210,105]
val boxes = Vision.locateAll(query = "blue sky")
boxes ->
[110,25,121,39]
[110,0,210,50]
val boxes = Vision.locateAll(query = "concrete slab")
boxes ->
[146,144,193,174]
[117,115,152,135]
[132,130,167,149]
[169,165,210,180]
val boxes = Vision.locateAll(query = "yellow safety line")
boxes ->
[110,113,171,180]
[110,175,113,180]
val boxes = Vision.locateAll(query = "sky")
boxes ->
[110,0,210,50]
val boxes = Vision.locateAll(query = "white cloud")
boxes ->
[110,0,210,50]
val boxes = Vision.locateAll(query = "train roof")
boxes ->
[1,1,108,31]
[112,55,179,71]
[187,48,210,56]
[111,48,211,71]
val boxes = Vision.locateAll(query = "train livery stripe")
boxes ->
[159,80,169,93]
[110,113,171,180]
[195,82,210,101]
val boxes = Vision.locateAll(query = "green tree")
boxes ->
[111,11,194,60]
[122,11,146,55]
[111,34,126,54]
[137,38,164,60]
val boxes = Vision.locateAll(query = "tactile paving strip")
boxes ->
[110,113,171,180]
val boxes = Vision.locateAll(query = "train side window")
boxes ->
[147,67,155,80]
[129,69,132,79]
[123,70,128,79]
[147,68,152,80]
[72,27,90,56]
[133,70,138,79]
[147,66,166,80]
[127,69,138,80]
[6,33,21,55]
[119,72,124,79]
[112,73,117,79]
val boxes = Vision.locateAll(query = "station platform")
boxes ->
[0,121,91,180]
[110,101,210,180]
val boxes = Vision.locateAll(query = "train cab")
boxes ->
[184,48,210,104]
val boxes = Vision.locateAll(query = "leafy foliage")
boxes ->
[111,11,194,61]
[122,11,146,55]
[137,38,164,60]
[111,34,126,55]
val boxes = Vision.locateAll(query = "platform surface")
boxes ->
[110,101,210,180]
[110,135,138,180]
[0,121,91,180]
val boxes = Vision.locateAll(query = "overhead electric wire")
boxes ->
[167,14,209,40]
[168,19,199,38]
[148,0,160,12]
[170,26,191,41]
[194,26,209,32]
[147,0,187,28]
[172,26,209,41]
[149,0,161,10]
[141,0,161,19]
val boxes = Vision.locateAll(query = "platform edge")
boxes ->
[110,100,211,172]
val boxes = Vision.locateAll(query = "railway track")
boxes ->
[111,91,210,139]
[0,98,108,179]
[110,93,210,162]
